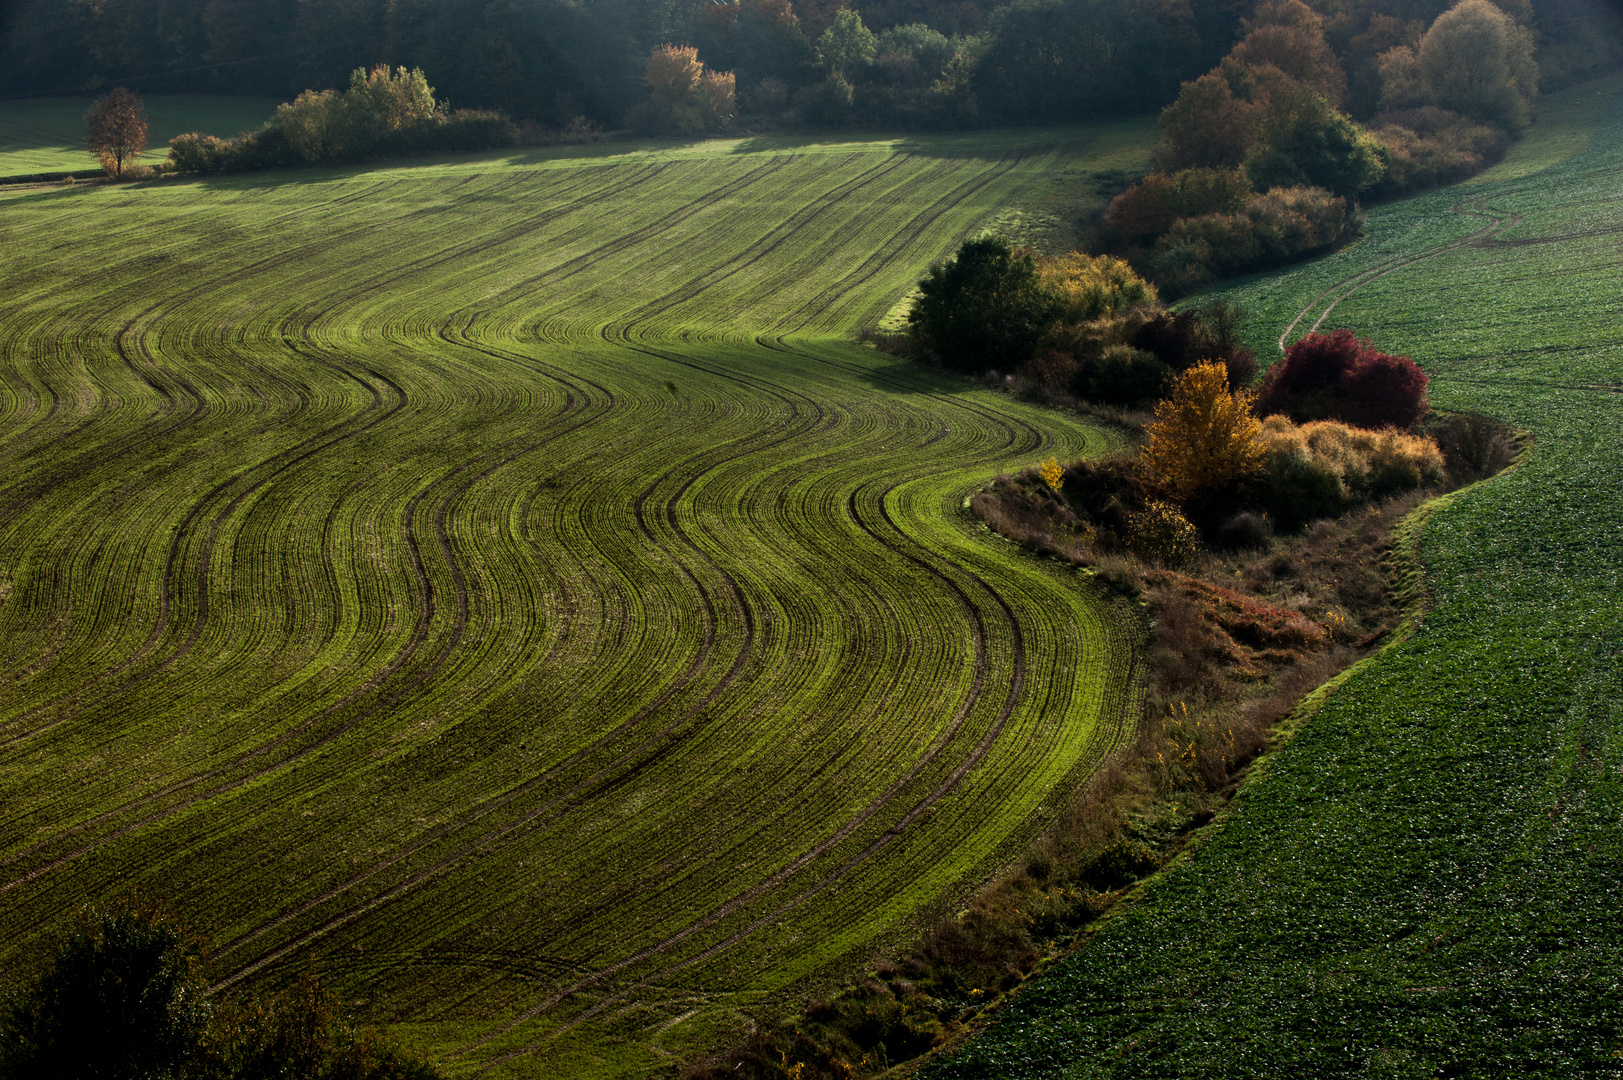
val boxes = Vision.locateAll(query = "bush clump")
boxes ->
[1255,328,1429,429]
[168,65,516,173]
[1126,499,1203,568]
[1254,415,1445,525]
[1366,107,1509,199]
[1149,186,1360,296]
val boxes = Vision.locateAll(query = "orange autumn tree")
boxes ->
[641,45,735,135]
[85,87,148,179]
[1139,359,1264,505]
[646,44,705,105]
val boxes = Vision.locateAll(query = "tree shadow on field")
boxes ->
[854,357,986,397]
[727,125,1091,161]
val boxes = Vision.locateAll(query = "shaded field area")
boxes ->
[0,125,1151,1076]
[0,95,280,177]
[926,83,1623,1078]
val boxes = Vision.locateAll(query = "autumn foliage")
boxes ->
[85,87,148,179]
[1255,328,1430,430]
[635,45,736,135]
[1035,251,1157,323]
[1139,360,1264,506]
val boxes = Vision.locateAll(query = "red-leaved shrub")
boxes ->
[1255,328,1428,429]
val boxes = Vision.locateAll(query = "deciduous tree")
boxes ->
[645,44,704,106]
[816,9,877,79]
[84,86,148,179]
[1419,0,1536,129]
[1243,85,1385,195]
[1153,70,1258,171]
[1229,0,1347,107]
[908,237,1061,374]
[1380,0,1538,129]
[1139,360,1264,505]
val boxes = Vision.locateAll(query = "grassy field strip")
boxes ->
[924,77,1623,1080]
[0,127,1145,1076]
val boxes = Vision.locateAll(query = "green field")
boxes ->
[0,124,1156,1075]
[926,80,1623,1078]
[0,95,279,177]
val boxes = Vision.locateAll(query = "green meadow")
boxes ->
[927,76,1623,1080]
[0,123,1155,1075]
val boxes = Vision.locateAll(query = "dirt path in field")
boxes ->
[1277,197,1524,352]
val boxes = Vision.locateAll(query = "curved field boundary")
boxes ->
[923,84,1623,1080]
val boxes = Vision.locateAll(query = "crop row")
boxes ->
[0,128,1138,1076]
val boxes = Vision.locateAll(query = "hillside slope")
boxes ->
[0,126,1149,1076]
[926,80,1623,1080]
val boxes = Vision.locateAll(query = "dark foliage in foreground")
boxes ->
[0,900,443,1080]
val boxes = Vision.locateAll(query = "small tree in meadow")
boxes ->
[85,87,148,179]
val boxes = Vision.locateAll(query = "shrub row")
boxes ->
[1146,186,1361,296]
[168,66,517,174]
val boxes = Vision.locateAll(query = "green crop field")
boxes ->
[926,77,1623,1079]
[0,95,280,177]
[0,123,1154,1076]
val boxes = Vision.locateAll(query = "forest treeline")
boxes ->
[4,0,1620,131]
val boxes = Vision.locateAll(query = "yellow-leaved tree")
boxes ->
[1037,252,1158,324]
[1139,359,1264,504]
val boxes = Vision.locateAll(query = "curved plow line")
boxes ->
[0,179,669,850]
[0,357,605,892]
[209,328,850,988]
[452,350,1079,1062]
[203,338,807,976]
[0,196,473,726]
[472,450,1134,1069]
[0,347,394,746]
[0,141,1142,1071]
[455,467,1020,1064]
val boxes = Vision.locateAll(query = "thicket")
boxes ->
[898,236,1253,407]
[167,66,516,173]
[1097,0,1558,295]
[1255,327,1431,429]
[0,900,442,1080]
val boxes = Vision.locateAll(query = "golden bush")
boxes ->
[1037,251,1158,324]
[1127,499,1202,567]
[1039,456,1064,492]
